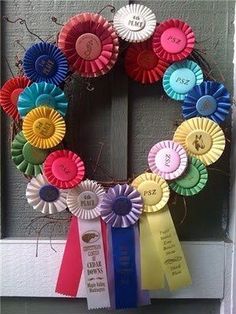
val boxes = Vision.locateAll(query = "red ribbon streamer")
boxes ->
[55,216,83,297]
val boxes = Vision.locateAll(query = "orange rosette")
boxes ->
[125,39,170,84]
[0,76,30,120]
[58,13,119,77]
[22,106,66,149]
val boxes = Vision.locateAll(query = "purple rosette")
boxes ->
[100,184,143,228]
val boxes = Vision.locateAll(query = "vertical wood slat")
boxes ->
[110,0,129,180]
[110,66,128,180]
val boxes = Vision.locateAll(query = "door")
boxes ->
[0,1,235,314]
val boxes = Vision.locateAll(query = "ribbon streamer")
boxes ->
[139,214,165,290]
[111,226,138,309]
[78,218,110,309]
[55,216,83,296]
[146,205,192,290]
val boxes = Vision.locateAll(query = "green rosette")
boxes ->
[11,131,49,176]
[169,157,208,196]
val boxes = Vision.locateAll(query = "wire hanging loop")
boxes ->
[97,4,116,17]
[51,16,64,27]
[2,16,45,42]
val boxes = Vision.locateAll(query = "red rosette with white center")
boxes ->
[58,13,119,77]
[0,76,30,120]
[43,149,85,189]
[152,19,195,62]
[125,38,170,84]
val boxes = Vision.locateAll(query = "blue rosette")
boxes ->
[182,81,231,123]
[18,82,68,117]
[163,60,203,101]
[23,42,68,85]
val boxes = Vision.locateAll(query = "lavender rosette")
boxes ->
[100,184,143,228]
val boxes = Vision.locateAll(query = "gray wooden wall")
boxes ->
[1,0,234,240]
[0,0,234,313]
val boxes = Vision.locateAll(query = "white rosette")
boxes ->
[67,179,105,219]
[113,4,156,42]
[26,174,68,214]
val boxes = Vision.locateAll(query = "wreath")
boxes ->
[0,3,231,310]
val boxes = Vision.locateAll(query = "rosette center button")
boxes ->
[33,118,55,138]
[196,95,217,116]
[75,33,102,61]
[137,50,158,70]
[170,68,196,94]
[124,14,146,31]
[112,196,132,216]
[138,180,163,206]
[51,157,78,181]
[77,191,99,210]
[186,130,213,155]
[155,148,181,173]
[161,27,187,53]
[35,55,56,77]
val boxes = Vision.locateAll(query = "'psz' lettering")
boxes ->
[143,189,157,196]
[165,154,171,167]
[176,77,190,85]
[167,36,181,44]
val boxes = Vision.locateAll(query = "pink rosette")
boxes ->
[100,184,143,228]
[58,13,119,77]
[148,140,188,180]
[152,19,195,62]
[43,149,85,189]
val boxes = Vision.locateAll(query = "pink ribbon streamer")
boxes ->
[55,216,83,297]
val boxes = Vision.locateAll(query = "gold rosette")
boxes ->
[22,106,66,149]
[173,117,225,165]
[132,172,170,212]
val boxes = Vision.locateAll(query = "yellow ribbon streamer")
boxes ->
[140,214,165,290]
[146,205,192,291]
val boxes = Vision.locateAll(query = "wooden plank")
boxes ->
[0,240,225,299]
[110,65,128,180]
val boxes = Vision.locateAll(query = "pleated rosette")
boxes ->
[58,13,119,77]
[67,179,105,220]
[132,172,170,213]
[163,60,203,101]
[22,106,66,149]
[0,76,30,120]
[26,174,68,214]
[43,149,85,189]
[18,82,68,118]
[125,38,170,84]
[148,140,188,180]
[152,19,195,62]
[100,184,143,228]
[113,4,156,43]
[170,157,208,196]
[182,81,231,123]
[11,131,49,176]
[23,42,68,85]
[173,117,225,165]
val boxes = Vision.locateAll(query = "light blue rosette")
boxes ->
[163,60,203,101]
[18,82,68,117]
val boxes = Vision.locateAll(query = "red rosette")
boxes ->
[43,149,85,189]
[152,19,195,62]
[58,13,119,77]
[125,39,170,84]
[0,76,30,120]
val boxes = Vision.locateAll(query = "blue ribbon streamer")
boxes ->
[111,226,138,309]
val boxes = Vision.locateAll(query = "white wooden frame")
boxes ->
[0,3,235,314]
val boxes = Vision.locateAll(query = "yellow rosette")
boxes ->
[22,106,66,149]
[132,172,192,291]
[173,117,225,165]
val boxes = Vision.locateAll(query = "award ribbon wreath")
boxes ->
[0,3,232,310]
